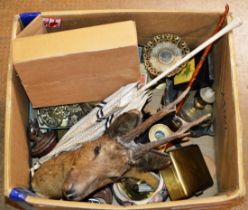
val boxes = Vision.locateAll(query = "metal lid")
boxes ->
[200,87,215,104]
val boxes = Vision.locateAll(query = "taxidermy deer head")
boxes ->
[31,87,210,201]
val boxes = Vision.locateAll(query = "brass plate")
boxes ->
[143,34,190,77]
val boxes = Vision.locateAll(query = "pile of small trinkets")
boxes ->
[28,32,217,205]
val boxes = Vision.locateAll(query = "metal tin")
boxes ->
[143,34,190,77]
[161,145,213,200]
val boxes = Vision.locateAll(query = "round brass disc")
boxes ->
[143,34,190,77]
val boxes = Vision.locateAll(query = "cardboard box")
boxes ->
[12,19,140,108]
[4,10,245,210]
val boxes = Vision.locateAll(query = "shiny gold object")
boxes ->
[161,145,213,200]
[178,89,214,123]
[143,34,190,77]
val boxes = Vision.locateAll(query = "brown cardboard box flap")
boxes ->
[17,15,47,38]
[12,20,140,107]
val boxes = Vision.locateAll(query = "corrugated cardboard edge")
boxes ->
[41,9,222,16]
[17,15,46,38]
[226,14,245,197]
[4,10,245,209]
[25,191,243,209]
[13,20,138,63]
[4,15,19,197]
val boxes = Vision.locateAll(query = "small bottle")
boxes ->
[178,87,215,122]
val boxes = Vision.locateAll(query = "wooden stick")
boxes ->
[176,4,230,113]
[139,14,241,93]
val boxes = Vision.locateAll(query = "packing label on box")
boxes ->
[43,17,62,28]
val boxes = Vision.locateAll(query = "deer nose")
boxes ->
[64,184,78,200]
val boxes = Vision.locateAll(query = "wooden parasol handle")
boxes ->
[176,4,230,113]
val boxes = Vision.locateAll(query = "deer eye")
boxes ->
[94,144,101,157]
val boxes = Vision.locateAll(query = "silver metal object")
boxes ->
[88,198,106,204]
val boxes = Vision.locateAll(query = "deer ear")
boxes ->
[134,150,171,171]
[105,110,141,138]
